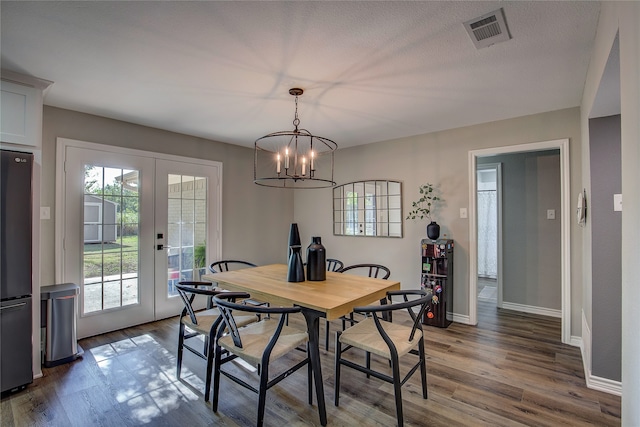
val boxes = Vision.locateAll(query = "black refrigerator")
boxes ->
[0,149,33,393]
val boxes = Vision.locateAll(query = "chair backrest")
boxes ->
[354,289,430,344]
[327,258,344,272]
[175,281,220,324]
[209,260,257,274]
[213,292,302,350]
[338,263,390,279]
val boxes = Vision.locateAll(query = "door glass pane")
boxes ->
[83,165,140,314]
[166,174,208,297]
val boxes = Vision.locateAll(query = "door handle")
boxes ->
[0,302,27,311]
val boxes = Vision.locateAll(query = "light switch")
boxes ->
[40,206,50,220]
[614,194,622,212]
[460,208,467,219]
[546,209,555,220]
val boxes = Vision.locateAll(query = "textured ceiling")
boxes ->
[1,1,600,149]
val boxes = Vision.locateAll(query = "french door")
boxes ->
[58,140,221,338]
[154,159,220,319]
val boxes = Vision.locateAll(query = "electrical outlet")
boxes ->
[460,208,467,219]
[547,209,555,220]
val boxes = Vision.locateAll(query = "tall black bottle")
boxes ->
[288,223,301,257]
[286,223,305,282]
[306,236,326,281]
[287,245,305,282]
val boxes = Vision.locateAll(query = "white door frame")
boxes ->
[476,162,503,308]
[55,138,223,336]
[468,138,571,344]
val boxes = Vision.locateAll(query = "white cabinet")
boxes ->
[1,79,43,147]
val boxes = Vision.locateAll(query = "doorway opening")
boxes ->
[468,138,571,345]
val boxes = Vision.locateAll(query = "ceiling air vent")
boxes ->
[464,8,511,49]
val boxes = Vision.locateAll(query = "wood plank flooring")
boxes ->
[1,301,620,426]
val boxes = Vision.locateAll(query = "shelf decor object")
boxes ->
[406,182,443,240]
[254,88,337,189]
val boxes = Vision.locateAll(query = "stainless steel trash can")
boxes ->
[40,283,83,367]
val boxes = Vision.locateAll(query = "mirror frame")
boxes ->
[333,180,403,238]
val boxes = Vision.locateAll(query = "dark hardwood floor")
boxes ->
[1,301,620,426]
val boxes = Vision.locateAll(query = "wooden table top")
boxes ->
[202,264,400,320]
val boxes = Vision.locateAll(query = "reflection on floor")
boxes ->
[478,276,497,302]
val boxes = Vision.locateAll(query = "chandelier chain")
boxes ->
[293,95,300,129]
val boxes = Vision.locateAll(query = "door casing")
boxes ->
[468,138,571,345]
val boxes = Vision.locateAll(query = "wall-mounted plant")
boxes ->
[406,183,443,240]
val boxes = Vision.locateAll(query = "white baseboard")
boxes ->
[586,374,622,396]
[501,301,562,318]
[580,310,621,396]
[451,312,471,325]
[569,335,582,348]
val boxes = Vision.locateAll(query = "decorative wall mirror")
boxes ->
[333,180,403,237]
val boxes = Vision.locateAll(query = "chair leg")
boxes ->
[307,342,313,405]
[204,333,216,402]
[212,345,223,412]
[391,356,404,427]
[365,352,371,378]
[419,338,428,399]
[177,323,185,379]
[203,336,209,357]
[334,332,342,406]
[325,319,330,351]
[257,363,269,427]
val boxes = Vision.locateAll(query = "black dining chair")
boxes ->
[209,259,257,274]
[334,289,430,427]
[208,259,265,309]
[212,292,312,427]
[174,282,257,401]
[338,263,391,330]
[326,258,344,273]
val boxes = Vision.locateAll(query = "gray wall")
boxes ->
[588,114,621,381]
[478,150,561,310]
[580,4,640,415]
[293,107,583,333]
[40,106,294,286]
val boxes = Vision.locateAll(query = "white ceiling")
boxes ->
[1,1,600,149]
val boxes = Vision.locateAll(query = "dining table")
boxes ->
[202,263,400,426]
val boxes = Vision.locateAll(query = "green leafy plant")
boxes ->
[194,243,207,268]
[406,183,442,221]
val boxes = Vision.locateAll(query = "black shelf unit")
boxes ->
[420,239,454,328]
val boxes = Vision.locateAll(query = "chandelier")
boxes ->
[254,88,337,189]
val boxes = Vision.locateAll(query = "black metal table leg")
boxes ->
[301,308,327,426]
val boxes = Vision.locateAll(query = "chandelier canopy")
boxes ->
[254,88,337,189]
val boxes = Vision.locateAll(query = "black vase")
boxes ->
[427,221,440,240]
[288,223,301,258]
[306,236,326,281]
[287,245,305,282]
